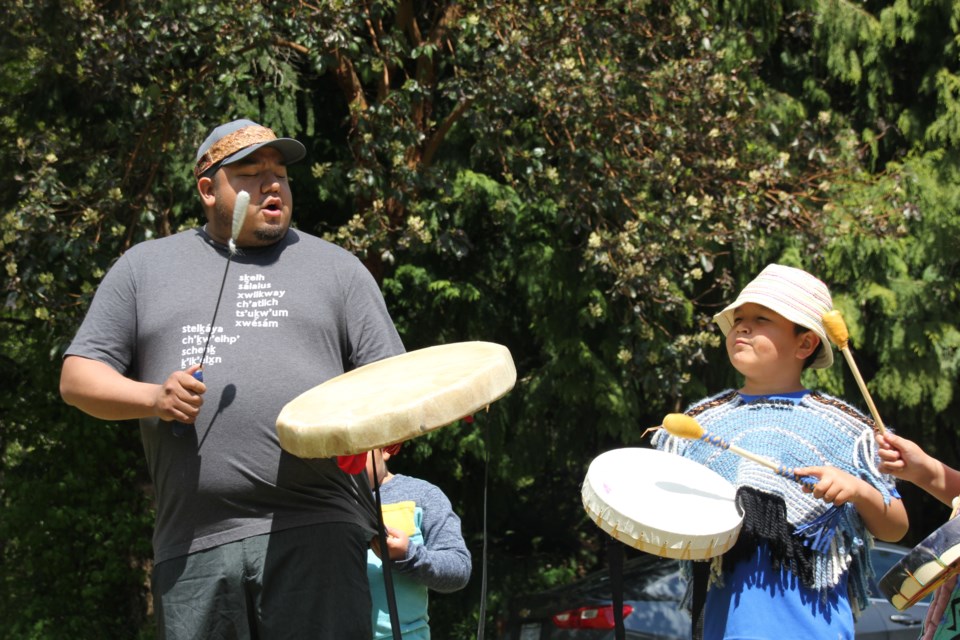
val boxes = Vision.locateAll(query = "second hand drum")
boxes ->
[880,512,960,611]
[275,341,516,458]
[582,447,744,560]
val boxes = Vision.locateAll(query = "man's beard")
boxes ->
[252,225,286,243]
[214,201,286,245]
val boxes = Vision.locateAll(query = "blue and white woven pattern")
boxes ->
[713,264,835,369]
[652,390,898,613]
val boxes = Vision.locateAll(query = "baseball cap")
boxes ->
[194,119,306,179]
[713,263,834,368]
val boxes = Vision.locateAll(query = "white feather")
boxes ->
[228,190,250,254]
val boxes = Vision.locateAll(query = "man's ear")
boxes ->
[197,176,216,208]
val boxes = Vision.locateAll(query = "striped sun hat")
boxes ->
[713,263,834,368]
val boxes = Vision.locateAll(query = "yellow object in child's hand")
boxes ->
[381,501,417,536]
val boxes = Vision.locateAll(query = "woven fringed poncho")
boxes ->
[651,390,899,617]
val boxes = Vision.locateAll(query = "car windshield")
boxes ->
[567,555,685,602]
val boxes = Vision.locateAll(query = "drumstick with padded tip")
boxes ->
[195,189,250,379]
[173,190,250,436]
[661,413,816,486]
[822,310,886,434]
[662,414,847,554]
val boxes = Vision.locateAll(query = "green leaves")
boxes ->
[3,0,960,635]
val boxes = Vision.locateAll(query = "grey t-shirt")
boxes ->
[65,227,405,563]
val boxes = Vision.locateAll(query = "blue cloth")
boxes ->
[703,543,854,640]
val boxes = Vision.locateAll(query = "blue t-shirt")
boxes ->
[704,543,854,640]
[704,391,855,639]
[739,390,809,404]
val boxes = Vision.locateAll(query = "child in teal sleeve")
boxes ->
[365,446,471,639]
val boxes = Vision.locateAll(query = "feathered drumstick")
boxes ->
[821,309,887,434]
[196,189,250,377]
[174,190,250,436]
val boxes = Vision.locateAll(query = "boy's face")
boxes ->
[725,303,817,384]
[365,449,390,487]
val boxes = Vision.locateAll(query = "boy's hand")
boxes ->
[383,525,411,560]
[369,525,411,561]
[793,466,863,507]
[797,462,909,543]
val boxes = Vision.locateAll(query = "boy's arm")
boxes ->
[393,485,471,593]
[851,483,908,543]
[793,465,909,542]
[877,431,960,507]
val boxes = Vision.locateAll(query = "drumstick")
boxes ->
[174,191,249,437]
[822,310,887,434]
[661,413,815,485]
[195,189,250,377]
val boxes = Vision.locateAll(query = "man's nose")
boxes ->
[262,176,281,193]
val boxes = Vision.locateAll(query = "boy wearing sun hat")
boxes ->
[653,263,907,640]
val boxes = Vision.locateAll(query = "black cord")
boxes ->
[476,417,489,640]
[197,254,235,368]
[372,452,402,640]
[173,254,234,437]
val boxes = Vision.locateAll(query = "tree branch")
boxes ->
[421,96,473,168]
[331,49,370,124]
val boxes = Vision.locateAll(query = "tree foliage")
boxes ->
[2,0,959,636]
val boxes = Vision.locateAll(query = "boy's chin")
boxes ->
[729,360,770,383]
[728,354,755,374]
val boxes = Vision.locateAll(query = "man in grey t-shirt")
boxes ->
[60,119,405,638]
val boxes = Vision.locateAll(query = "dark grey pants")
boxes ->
[153,522,372,639]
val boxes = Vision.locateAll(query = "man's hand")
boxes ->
[154,364,206,423]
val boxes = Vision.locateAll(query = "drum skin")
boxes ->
[275,341,516,458]
[879,516,960,611]
[582,448,744,560]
